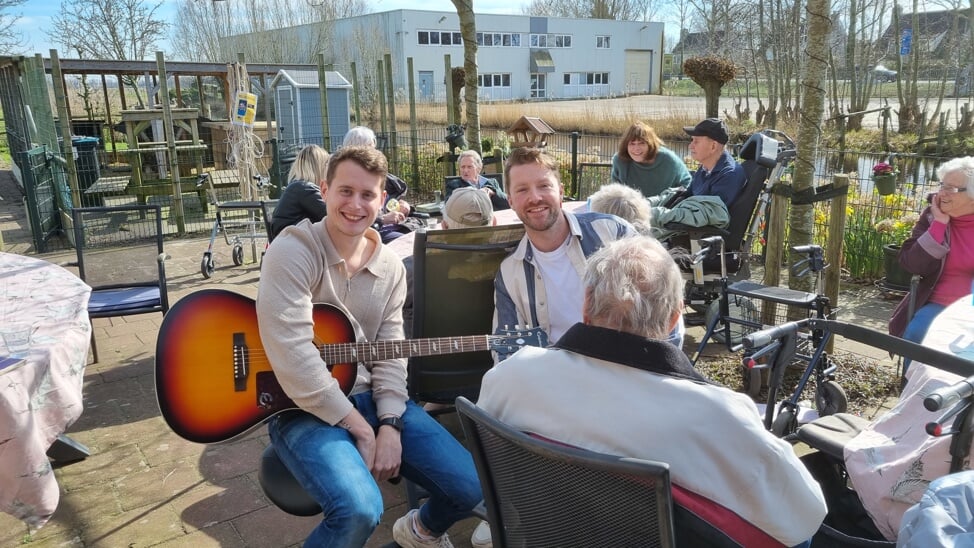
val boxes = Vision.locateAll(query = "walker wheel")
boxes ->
[201,254,215,279]
[772,406,797,437]
[232,245,244,266]
[816,380,848,416]
[743,367,765,398]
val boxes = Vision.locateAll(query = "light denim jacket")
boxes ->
[492,210,685,362]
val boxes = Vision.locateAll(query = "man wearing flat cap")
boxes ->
[684,117,747,207]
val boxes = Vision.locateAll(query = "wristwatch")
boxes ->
[378,416,404,432]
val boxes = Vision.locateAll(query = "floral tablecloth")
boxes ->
[0,252,92,529]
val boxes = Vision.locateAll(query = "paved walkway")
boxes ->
[0,168,901,546]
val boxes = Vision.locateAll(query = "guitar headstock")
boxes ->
[489,327,549,354]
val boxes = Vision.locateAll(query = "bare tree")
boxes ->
[523,0,655,19]
[170,0,368,64]
[48,0,167,61]
[451,0,481,155]
[0,0,25,55]
[48,0,168,106]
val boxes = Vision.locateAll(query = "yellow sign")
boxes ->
[232,91,257,127]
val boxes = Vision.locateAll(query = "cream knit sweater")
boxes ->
[256,218,408,425]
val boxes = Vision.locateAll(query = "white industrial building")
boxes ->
[232,10,665,102]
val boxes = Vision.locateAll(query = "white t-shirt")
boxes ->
[532,236,583,343]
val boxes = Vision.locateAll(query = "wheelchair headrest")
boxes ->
[738,132,779,169]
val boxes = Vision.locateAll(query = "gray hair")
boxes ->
[583,236,683,340]
[588,183,653,235]
[458,149,483,170]
[342,126,377,148]
[936,156,974,199]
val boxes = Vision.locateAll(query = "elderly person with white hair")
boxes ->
[446,149,509,210]
[890,156,974,373]
[477,235,827,547]
[588,182,654,235]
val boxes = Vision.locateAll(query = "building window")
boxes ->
[476,32,520,47]
[478,73,511,88]
[585,72,609,84]
[530,33,572,48]
[597,35,610,49]
[418,30,462,46]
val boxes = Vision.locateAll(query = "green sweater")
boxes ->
[256,218,408,426]
[610,146,691,198]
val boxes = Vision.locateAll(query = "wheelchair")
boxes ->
[744,321,974,546]
[673,129,797,318]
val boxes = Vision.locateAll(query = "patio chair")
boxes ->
[71,204,169,363]
[405,223,527,510]
[408,223,526,408]
[455,397,677,548]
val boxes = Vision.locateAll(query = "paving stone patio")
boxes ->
[0,168,900,547]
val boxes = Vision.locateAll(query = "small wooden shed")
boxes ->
[269,70,352,149]
[507,116,555,148]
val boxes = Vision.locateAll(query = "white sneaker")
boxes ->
[470,519,492,548]
[392,509,455,548]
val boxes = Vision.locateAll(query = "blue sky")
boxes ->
[13,0,522,57]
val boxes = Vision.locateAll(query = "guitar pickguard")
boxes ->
[256,371,295,411]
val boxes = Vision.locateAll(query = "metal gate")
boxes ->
[20,146,67,253]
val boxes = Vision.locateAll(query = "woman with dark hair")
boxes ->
[610,120,690,199]
[890,156,974,373]
[268,144,329,242]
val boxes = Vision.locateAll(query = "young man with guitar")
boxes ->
[256,146,482,547]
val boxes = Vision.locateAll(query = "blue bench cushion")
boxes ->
[89,287,161,313]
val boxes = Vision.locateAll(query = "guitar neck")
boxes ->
[319,335,491,364]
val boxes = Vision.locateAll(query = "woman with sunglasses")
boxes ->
[890,156,974,373]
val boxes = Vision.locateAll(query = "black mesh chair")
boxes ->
[409,223,526,407]
[455,397,676,548]
[71,204,169,362]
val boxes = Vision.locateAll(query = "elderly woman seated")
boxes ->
[446,149,510,211]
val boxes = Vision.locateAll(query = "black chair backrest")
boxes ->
[723,132,779,253]
[456,397,676,548]
[71,204,167,295]
[409,224,525,404]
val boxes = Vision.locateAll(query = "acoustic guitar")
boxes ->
[155,289,546,443]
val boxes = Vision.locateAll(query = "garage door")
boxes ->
[624,50,653,94]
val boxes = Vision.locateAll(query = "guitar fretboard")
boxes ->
[318,335,491,364]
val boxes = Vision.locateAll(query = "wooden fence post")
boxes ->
[824,174,850,353]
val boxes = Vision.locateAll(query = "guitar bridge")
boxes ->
[233,332,248,392]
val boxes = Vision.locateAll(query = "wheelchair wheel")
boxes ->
[232,245,244,266]
[816,380,848,416]
[772,406,798,437]
[201,253,215,279]
[705,296,759,346]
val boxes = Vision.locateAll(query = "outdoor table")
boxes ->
[0,252,92,528]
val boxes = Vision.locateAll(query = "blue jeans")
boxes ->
[901,302,947,375]
[268,393,482,547]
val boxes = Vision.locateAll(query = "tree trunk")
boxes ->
[452,0,481,155]
[703,81,722,118]
[788,0,830,297]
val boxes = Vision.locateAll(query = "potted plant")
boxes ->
[874,212,919,289]
[872,161,899,196]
